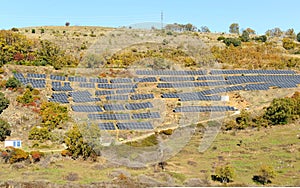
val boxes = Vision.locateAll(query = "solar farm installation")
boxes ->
[13,69,300,131]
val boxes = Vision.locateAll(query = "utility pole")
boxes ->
[161,11,164,30]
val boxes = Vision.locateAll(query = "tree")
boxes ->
[297,32,300,42]
[0,92,9,114]
[5,77,21,88]
[200,26,211,33]
[0,118,11,141]
[229,23,239,34]
[285,28,296,40]
[265,27,283,37]
[282,38,296,50]
[240,30,250,42]
[253,165,276,185]
[40,102,69,130]
[212,165,235,183]
[245,27,255,34]
[64,125,94,159]
[65,22,70,27]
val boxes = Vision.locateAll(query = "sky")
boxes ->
[0,0,299,34]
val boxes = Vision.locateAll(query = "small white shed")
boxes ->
[4,140,22,148]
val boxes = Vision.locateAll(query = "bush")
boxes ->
[8,147,29,164]
[11,28,19,32]
[297,32,300,42]
[240,30,250,42]
[64,125,94,160]
[223,38,241,47]
[5,77,21,88]
[212,165,235,183]
[28,126,52,141]
[16,88,34,104]
[0,92,9,114]
[282,38,296,50]
[252,165,276,185]
[217,36,225,41]
[61,149,72,157]
[160,129,173,135]
[0,118,11,141]
[40,102,69,130]
[253,35,267,42]
[30,150,44,162]
[31,29,35,34]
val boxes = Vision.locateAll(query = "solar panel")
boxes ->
[50,75,66,81]
[136,70,207,75]
[106,95,129,101]
[132,112,160,119]
[125,102,154,110]
[95,90,115,96]
[49,93,69,103]
[98,83,137,89]
[71,105,103,112]
[27,73,46,79]
[70,91,100,103]
[174,106,236,112]
[117,122,153,130]
[110,78,132,83]
[79,82,95,88]
[103,104,125,111]
[89,78,108,83]
[130,94,154,100]
[134,77,157,82]
[88,113,131,120]
[98,122,116,130]
[116,89,135,94]
[68,76,87,82]
[159,77,195,82]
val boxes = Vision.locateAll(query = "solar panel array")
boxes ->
[174,106,236,112]
[71,105,103,112]
[11,69,300,131]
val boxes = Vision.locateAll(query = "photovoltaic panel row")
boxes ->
[88,113,131,120]
[27,73,46,79]
[244,83,273,91]
[134,77,157,82]
[13,73,25,79]
[157,81,226,88]
[117,122,153,130]
[110,78,132,83]
[79,82,95,88]
[130,94,154,100]
[226,75,300,83]
[89,78,108,83]
[49,93,69,103]
[210,69,296,75]
[71,105,103,112]
[159,76,195,82]
[179,95,222,101]
[173,106,236,112]
[116,89,135,94]
[197,76,225,81]
[132,112,160,119]
[68,76,87,82]
[98,83,137,89]
[50,75,66,81]
[136,70,207,75]
[95,90,115,96]
[52,82,73,91]
[70,91,101,103]
[98,122,116,130]
[201,85,244,95]
[103,104,125,111]
[106,95,129,101]
[125,102,153,110]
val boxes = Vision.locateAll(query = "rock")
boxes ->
[184,178,208,187]
[109,169,131,179]
[137,174,163,187]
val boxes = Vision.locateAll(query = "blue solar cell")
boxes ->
[103,104,125,111]
[98,122,116,130]
[125,102,153,110]
[132,112,160,119]
[130,94,154,100]
[117,122,153,130]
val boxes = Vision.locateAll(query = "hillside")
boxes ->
[0,26,299,187]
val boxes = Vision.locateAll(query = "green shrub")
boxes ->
[252,165,276,185]
[5,77,21,88]
[217,36,225,41]
[0,92,9,114]
[40,102,69,129]
[240,30,250,42]
[9,148,29,164]
[212,165,235,183]
[282,38,296,50]
[31,29,35,34]
[28,126,52,141]
[16,89,34,104]
[223,38,241,47]
[0,118,11,141]
[253,35,267,42]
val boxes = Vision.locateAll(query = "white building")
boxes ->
[4,140,22,148]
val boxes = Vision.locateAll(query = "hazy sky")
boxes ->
[1,0,299,34]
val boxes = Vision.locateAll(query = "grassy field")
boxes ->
[0,122,299,186]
